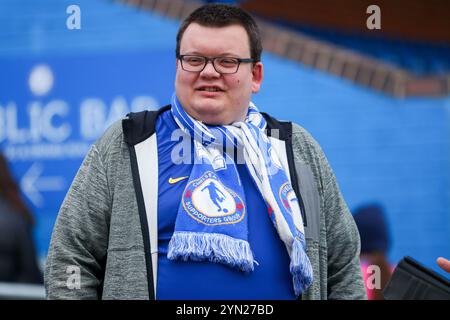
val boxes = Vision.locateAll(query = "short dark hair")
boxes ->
[176,4,262,62]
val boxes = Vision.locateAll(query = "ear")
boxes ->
[251,62,263,93]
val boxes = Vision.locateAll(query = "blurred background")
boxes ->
[0,0,449,299]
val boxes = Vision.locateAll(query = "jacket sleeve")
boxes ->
[313,142,367,299]
[44,143,110,299]
[292,123,366,300]
[321,158,366,299]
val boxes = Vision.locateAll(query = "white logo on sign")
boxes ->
[29,65,54,96]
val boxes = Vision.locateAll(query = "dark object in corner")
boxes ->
[383,256,450,300]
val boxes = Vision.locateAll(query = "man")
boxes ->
[45,4,366,300]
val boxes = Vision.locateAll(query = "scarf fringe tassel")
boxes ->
[290,239,314,296]
[168,231,255,273]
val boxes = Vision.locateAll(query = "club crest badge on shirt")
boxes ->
[182,171,245,226]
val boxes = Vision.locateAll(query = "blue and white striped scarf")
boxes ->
[167,94,313,296]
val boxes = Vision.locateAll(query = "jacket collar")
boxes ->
[123,105,292,146]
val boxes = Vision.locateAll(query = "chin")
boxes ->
[194,99,224,111]
[191,102,227,122]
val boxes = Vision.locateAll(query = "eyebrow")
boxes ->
[182,51,244,57]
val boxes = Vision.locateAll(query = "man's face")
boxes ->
[175,23,263,125]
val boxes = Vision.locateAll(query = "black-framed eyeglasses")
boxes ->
[178,54,256,74]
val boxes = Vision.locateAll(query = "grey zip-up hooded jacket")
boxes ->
[44,106,366,300]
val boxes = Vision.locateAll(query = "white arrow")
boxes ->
[20,162,65,208]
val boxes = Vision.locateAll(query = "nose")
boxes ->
[200,59,220,78]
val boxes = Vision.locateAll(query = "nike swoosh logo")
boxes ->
[168,176,189,184]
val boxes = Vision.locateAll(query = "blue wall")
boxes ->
[1,0,449,276]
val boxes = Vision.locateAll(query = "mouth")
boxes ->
[196,85,224,93]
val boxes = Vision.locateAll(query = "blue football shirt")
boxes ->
[155,110,296,300]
